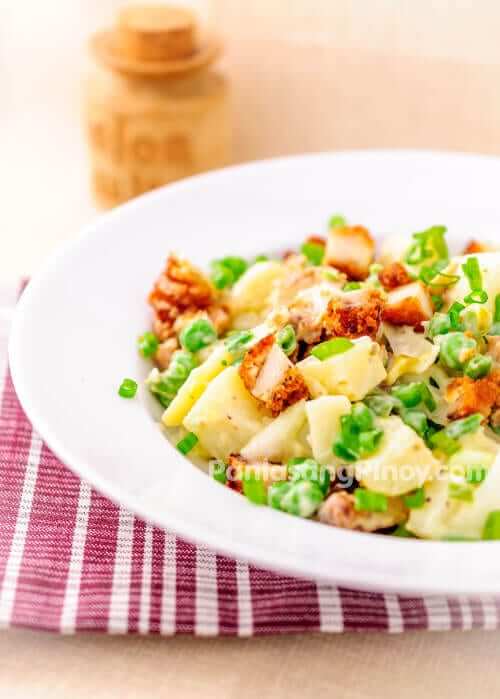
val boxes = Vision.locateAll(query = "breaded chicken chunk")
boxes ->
[239,334,309,416]
[318,491,407,532]
[324,225,375,281]
[382,281,433,328]
[323,289,384,339]
[378,262,413,291]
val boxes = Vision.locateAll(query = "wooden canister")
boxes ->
[84,4,231,208]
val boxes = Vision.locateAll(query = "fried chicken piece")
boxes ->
[239,334,309,416]
[305,234,326,247]
[318,491,407,532]
[149,254,227,341]
[226,454,287,493]
[323,289,384,339]
[382,281,433,328]
[446,370,500,420]
[324,225,375,281]
[378,262,413,291]
[226,454,245,493]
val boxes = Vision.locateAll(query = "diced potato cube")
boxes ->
[297,336,386,401]
[241,400,309,462]
[183,367,267,460]
[356,416,441,496]
[305,396,352,465]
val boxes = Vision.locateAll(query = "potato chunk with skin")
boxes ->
[241,400,310,462]
[183,366,267,460]
[355,416,441,496]
[239,335,309,416]
[319,491,407,532]
[297,336,387,401]
[382,281,433,327]
[305,396,351,465]
[324,225,375,281]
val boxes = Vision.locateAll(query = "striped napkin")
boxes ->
[1,281,499,635]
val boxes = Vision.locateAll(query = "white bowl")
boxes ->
[9,150,500,596]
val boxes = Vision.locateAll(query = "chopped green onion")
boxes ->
[180,318,217,353]
[254,255,269,263]
[494,293,500,322]
[464,354,492,380]
[177,432,198,455]
[487,297,500,335]
[212,460,227,485]
[406,226,448,265]
[439,332,477,371]
[429,430,461,456]
[448,301,465,330]
[464,289,488,305]
[462,256,483,291]
[311,337,354,360]
[449,480,474,503]
[329,214,347,229]
[419,259,448,285]
[268,481,293,510]
[431,295,444,311]
[401,410,428,438]
[343,282,362,291]
[279,480,325,517]
[404,487,426,509]
[465,466,487,485]
[118,378,138,398]
[138,331,159,358]
[332,440,358,462]
[301,242,325,266]
[364,394,399,417]
[242,473,268,505]
[391,382,423,409]
[354,488,388,513]
[225,329,254,354]
[420,383,437,411]
[482,511,500,540]
[358,429,384,456]
[445,413,483,440]
[276,325,297,356]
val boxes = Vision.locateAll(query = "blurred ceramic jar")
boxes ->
[84,4,231,208]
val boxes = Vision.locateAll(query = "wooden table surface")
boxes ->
[2,2,500,695]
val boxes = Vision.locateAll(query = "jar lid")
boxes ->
[90,4,222,78]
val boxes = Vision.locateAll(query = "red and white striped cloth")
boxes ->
[1,280,499,635]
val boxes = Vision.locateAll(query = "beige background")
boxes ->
[2,1,500,696]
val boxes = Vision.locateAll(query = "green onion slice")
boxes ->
[118,378,138,399]
[301,242,325,266]
[177,432,198,455]
[482,511,500,540]
[354,488,388,513]
[311,337,354,360]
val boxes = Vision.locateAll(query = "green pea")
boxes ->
[391,382,423,409]
[289,458,331,494]
[180,318,217,353]
[137,331,159,358]
[279,480,325,518]
[428,312,452,338]
[464,355,492,380]
[268,481,293,510]
[439,332,477,371]
[364,394,399,417]
[351,403,375,431]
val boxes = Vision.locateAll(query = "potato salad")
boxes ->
[138,217,500,541]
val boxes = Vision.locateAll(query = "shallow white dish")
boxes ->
[9,150,500,596]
